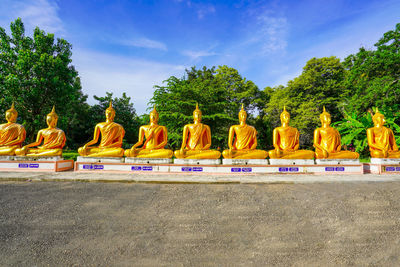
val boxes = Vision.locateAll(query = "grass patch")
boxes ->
[63,151,79,161]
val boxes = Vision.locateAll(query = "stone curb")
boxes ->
[1,171,400,184]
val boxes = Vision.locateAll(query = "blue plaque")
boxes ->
[231,167,241,172]
[131,166,142,171]
[193,167,203,172]
[181,167,192,172]
[242,167,252,172]
[142,166,153,171]
[29,163,39,168]
[94,165,104,170]
[396,167,400,171]
[18,163,29,168]
[279,167,288,172]
[82,164,93,169]
[325,167,335,171]
[335,167,345,171]
[289,167,299,172]
[386,167,396,172]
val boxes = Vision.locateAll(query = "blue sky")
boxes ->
[0,0,399,115]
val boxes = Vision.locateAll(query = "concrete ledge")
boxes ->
[76,156,124,163]
[364,163,400,174]
[370,158,400,165]
[315,159,360,165]
[222,159,268,165]
[125,158,172,164]
[173,158,221,165]
[0,156,62,161]
[0,159,73,172]
[1,170,400,184]
[269,159,314,165]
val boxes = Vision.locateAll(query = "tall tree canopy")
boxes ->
[263,56,346,147]
[0,18,87,147]
[343,23,400,120]
[150,66,262,150]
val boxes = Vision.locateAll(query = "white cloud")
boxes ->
[72,49,186,114]
[182,50,218,61]
[119,37,168,51]
[249,11,288,54]
[0,0,64,34]
[197,4,216,19]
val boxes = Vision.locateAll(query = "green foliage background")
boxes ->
[1,18,400,157]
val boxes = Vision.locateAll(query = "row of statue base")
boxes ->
[0,156,398,175]
[76,156,364,165]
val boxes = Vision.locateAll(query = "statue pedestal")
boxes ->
[76,156,124,163]
[0,156,73,172]
[0,156,62,161]
[125,158,172,164]
[222,159,268,165]
[174,159,221,165]
[269,159,314,165]
[370,158,400,165]
[364,158,400,174]
[315,159,360,165]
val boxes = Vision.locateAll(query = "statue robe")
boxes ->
[233,125,257,150]
[187,123,207,150]
[316,127,341,153]
[0,123,26,147]
[99,122,125,148]
[39,128,66,149]
[370,127,398,153]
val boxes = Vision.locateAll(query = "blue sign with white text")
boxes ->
[231,167,241,172]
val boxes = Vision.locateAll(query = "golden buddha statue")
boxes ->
[313,107,359,159]
[367,108,400,158]
[222,104,268,159]
[174,103,221,159]
[124,106,173,158]
[15,106,66,157]
[268,107,314,159]
[0,103,26,156]
[78,101,125,157]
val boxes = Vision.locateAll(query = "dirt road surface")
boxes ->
[1,180,400,266]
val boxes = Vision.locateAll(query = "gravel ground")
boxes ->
[1,180,400,266]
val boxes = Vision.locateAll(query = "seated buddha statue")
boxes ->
[313,107,359,159]
[0,103,26,156]
[124,106,173,158]
[222,104,268,159]
[367,108,400,158]
[268,107,314,159]
[15,106,66,157]
[78,101,125,157]
[174,103,221,159]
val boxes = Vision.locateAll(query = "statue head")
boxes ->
[372,107,385,126]
[5,102,18,123]
[280,106,290,124]
[105,101,116,121]
[239,104,247,122]
[46,106,58,128]
[150,105,159,123]
[319,106,331,125]
[193,103,202,122]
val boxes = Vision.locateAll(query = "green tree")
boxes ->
[87,92,140,149]
[343,23,400,120]
[150,66,262,150]
[263,57,346,147]
[0,18,87,148]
